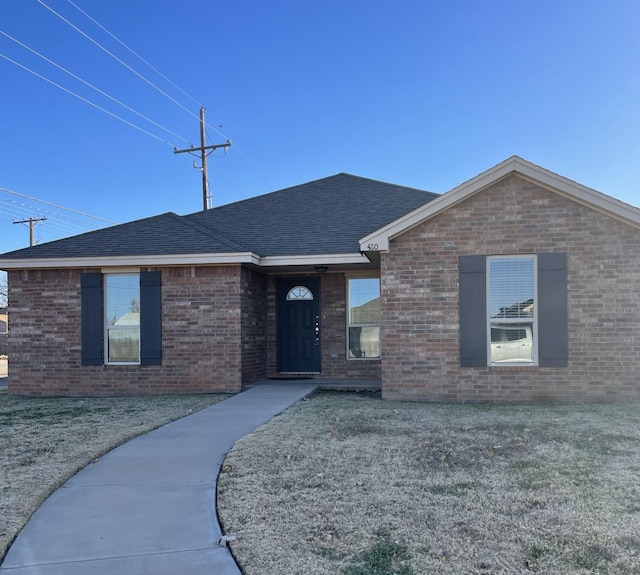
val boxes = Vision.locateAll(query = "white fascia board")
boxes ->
[260,253,371,267]
[0,252,260,270]
[360,156,640,252]
[360,158,520,251]
[0,252,371,271]
[514,160,640,227]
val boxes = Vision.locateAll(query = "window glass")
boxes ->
[286,286,313,300]
[490,322,534,363]
[348,278,380,359]
[348,326,380,358]
[488,257,535,365]
[105,274,140,363]
[489,258,534,319]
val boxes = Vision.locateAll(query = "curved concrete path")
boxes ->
[0,381,318,575]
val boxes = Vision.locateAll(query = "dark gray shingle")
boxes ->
[0,174,437,260]
[186,173,438,256]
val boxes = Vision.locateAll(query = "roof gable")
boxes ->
[360,156,640,251]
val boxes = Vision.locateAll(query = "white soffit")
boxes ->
[360,156,640,252]
[260,253,370,267]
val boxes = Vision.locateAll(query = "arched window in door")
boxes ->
[286,286,313,301]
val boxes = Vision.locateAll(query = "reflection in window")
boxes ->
[105,274,140,363]
[286,286,313,301]
[488,257,535,364]
[348,278,380,359]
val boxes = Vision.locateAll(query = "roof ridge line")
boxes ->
[166,212,253,253]
[334,173,438,195]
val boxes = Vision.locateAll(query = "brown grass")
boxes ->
[218,392,640,575]
[0,391,229,560]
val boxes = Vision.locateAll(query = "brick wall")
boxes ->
[266,273,381,379]
[8,269,83,395]
[8,265,246,396]
[381,174,640,402]
[161,266,242,393]
[240,267,267,383]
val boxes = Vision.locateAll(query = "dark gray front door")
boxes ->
[277,278,321,373]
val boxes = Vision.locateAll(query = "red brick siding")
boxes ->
[266,276,277,376]
[162,266,242,393]
[8,265,245,396]
[381,175,640,402]
[240,267,267,383]
[8,269,85,395]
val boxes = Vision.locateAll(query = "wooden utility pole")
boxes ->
[13,216,47,246]
[173,107,231,210]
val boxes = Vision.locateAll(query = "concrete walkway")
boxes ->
[0,381,319,575]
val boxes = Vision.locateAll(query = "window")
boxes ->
[286,286,313,300]
[488,256,536,365]
[347,277,380,359]
[459,253,567,368]
[105,274,140,364]
[81,271,162,366]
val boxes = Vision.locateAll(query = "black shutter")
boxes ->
[537,252,568,367]
[140,271,162,366]
[459,255,487,367]
[81,273,103,366]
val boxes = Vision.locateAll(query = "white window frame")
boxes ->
[104,273,140,365]
[346,276,381,360]
[486,255,538,367]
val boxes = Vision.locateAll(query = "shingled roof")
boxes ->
[0,173,437,263]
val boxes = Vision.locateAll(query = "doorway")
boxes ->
[276,278,321,373]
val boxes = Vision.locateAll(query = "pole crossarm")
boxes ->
[173,141,231,155]
[13,216,47,247]
[172,107,230,210]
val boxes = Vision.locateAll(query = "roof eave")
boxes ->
[0,251,372,271]
[0,252,261,270]
[259,253,371,267]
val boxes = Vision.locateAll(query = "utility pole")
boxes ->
[173,107,231,210]
[13,216,47,247]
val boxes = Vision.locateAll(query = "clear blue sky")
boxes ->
[1,0,639,255]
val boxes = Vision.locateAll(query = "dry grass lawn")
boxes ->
[0,391,229,560]
[218,392,640,575]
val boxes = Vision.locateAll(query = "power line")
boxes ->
[7,3,274,202]
[0,201,99,234]
[226,142,274,193]
[65,0,203,109]
[0,52,178,146]
[0,187,116,224]
[36,0,231,142]
[0,30,192,146]
[36,0,223,135]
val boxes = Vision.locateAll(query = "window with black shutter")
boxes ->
[81,271,162,366]
[459,253,567,367]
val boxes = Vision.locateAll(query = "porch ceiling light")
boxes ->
[315,266,328,274]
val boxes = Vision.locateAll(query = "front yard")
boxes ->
[218,393,640,575]
[0,391,228,560]
[3,389,639,574]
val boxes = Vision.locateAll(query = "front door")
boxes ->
[276,278,321,373]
